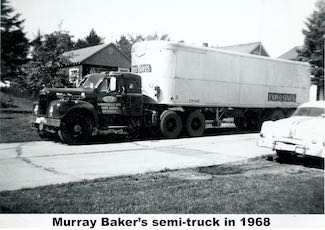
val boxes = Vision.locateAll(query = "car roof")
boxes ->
[299,100,325,109]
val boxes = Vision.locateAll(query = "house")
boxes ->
[62,43,131,86]
[278,46,302,60]
[218,42,270,57]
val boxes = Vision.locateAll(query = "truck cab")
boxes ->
[32,72,143,143]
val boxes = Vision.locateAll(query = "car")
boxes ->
[258,101,325,160]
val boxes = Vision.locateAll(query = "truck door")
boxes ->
[121,75,143,117]
[97,77,123,116]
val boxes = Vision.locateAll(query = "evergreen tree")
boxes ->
[74,38,88,49]
[74,29,104,49]
[115,35,132,59]
[298,0,325,98]
[85,28,104,46]
[1,0,29,81]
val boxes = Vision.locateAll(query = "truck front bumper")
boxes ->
[32,116,61,132]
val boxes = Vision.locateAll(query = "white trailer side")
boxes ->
[132,41,310,108]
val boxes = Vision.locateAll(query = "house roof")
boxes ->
[63,43,130,64]
[218,42,269,57]
[63,43,108,63]
[278,46,302,60]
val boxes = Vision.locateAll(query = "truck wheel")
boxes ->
[160,110,182,138]
[186,111,205,137]
[58,113,93,144]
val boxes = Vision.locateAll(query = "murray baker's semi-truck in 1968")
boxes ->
[32,41,310,143]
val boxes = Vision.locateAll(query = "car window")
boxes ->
[292,107,325,117]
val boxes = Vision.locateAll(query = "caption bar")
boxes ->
[53,216,271,228]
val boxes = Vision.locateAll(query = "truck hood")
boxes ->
[261,116,325,141]
[40,87,97,102]
[44,87,95,95]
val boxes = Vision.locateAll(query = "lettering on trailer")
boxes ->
[132,64,152,73]
[268,93,296,102]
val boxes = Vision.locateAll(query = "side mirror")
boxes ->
[109,77,116,91]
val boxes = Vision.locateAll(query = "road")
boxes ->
[0,133,272,191]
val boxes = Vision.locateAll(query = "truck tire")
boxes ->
[186,111,205,137]
[160,110,182,138]
[58,113,93,144]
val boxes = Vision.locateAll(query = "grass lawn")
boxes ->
[0,113,41,143]
[0,158,323,214]
[0,91,34,110]
[0,91,40,143]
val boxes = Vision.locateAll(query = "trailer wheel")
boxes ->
[160,110,182,138]
[186,111,205,137]
[58,113,93,144]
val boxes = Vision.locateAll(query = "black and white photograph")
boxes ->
[0,0,324,228]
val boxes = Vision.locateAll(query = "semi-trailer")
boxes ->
[32,41,311,143]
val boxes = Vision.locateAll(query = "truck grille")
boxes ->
[39,94,49,115]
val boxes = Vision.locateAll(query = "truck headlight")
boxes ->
[48,105,54,117]
[80,92,86,99]
[33,104,39,115]
[56,92,64,100]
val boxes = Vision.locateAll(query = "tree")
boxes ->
[1,0,29,81]
[74,29,104,49]
[85,28,104,46]
[74,38,88,49]
[297,0,325,99]
[115,32,170,58]
[115,35,132,59]
[23,30,74,95]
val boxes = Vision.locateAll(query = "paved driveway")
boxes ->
[0,133,272,191]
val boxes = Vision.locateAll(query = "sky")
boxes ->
[10,0,318,57]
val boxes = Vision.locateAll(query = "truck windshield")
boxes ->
[81,74,106,89]
[292,107,325,117]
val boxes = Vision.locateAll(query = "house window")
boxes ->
[69,68,80,84]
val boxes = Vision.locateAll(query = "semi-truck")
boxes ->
[32,41,310,143]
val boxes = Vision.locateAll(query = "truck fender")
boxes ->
[63,102,99,127]
[49,100,99,127]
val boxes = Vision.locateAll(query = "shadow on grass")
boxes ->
[270,154,324,170]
